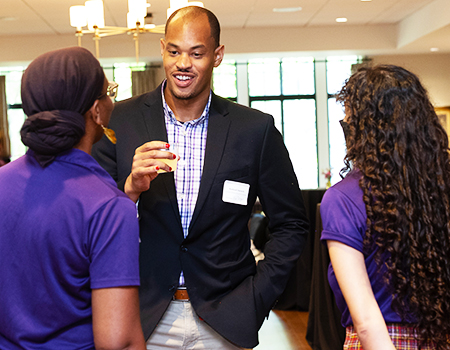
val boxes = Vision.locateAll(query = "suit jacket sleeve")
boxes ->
[253,115,309,323]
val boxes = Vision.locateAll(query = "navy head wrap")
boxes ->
[20,46,105,167]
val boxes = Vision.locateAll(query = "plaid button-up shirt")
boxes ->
[161,82,211,286]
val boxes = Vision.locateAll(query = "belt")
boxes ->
[173,288,189,301]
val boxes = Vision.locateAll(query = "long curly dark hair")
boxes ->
[337,64,450,349]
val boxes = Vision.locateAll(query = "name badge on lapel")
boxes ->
[222,180,250,206]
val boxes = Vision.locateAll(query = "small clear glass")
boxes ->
[157,143,179,173]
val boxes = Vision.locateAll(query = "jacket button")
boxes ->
[180,245,188,252]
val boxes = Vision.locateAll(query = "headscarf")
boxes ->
[20,46,105,167]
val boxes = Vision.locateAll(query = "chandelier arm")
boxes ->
[134,31,140,64]
[69,0,182,59]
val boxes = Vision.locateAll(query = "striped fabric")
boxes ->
[344,324,436,350]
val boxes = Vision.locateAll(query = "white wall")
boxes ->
[370,53,450,107]
[0,24,429,65]
[0,26,449,108]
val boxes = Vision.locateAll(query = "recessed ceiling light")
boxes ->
[273,7,302,13]
[361,0,372,2]
[336,17,348,23]
[430,47,440,52]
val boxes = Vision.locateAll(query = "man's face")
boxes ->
[161,13,224,103]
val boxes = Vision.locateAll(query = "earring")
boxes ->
[101,125,117,144]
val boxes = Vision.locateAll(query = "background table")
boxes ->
[305,203,345,349]
[273,190,346,349]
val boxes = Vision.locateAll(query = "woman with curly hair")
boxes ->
[321,64,450,349]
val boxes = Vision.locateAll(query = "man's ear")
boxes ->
[214,45,225,68]
[160,38,166,57]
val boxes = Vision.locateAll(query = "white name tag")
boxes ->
[222,180,250,206]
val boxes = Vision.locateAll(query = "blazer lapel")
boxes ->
[188,94,230,234]
[142,85,181,226]
[142,84,167,142]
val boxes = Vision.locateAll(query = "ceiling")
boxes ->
[0,0,449,63]
[0,0,442,33]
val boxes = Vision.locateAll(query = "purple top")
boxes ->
[320,170,406,327]
[0,149,140,349]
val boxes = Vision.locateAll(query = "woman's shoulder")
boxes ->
[324,170,363,206]
[320,170,367,249]
[321,170,366,229]
[56,149,131,204]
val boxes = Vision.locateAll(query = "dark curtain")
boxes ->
[131,65,165,97]
[0,76,11,160]
[271,190,345,349]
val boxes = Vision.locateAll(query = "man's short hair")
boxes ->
[165,6,221,48]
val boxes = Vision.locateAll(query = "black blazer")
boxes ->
[92,84,309,348]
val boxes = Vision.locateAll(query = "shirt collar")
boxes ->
[27,148,118,188]
[161,79,211,125]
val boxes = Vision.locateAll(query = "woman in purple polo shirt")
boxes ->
[0,47,145,349]
[321,65,450,349]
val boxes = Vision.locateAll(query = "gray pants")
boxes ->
[146,300,252,350]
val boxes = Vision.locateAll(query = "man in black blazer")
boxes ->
[93,6,308,349]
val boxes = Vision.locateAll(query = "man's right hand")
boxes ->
[124,141,178,202]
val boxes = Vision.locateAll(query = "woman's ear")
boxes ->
[87,99,102,125]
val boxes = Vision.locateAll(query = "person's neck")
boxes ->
[74,131,95,155]
[165,90,210,123]
[75,139,92,155]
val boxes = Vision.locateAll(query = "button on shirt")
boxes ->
[161,82,210,286]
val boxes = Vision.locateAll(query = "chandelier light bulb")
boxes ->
[128,0,148,18]
[85,0,105,30]
[69,0,165,62]
[127,12,145,29]
[69,6,87,28]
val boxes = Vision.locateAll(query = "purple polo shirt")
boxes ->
[320,170,410,327]
[0,149,140,349]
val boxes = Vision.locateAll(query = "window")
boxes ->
[326,56,361,184]
[283,99,317,188]
[212,59,237,100]
[248,58,281,97]
[104,62,147,102]
[0,67,26,160]
[1,55,362,187]
[212,55,362,189]
[251,100,282,131]
[281,57,315,95]
[247,57,317,189]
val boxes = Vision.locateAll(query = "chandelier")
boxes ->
[69,0,204,63]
